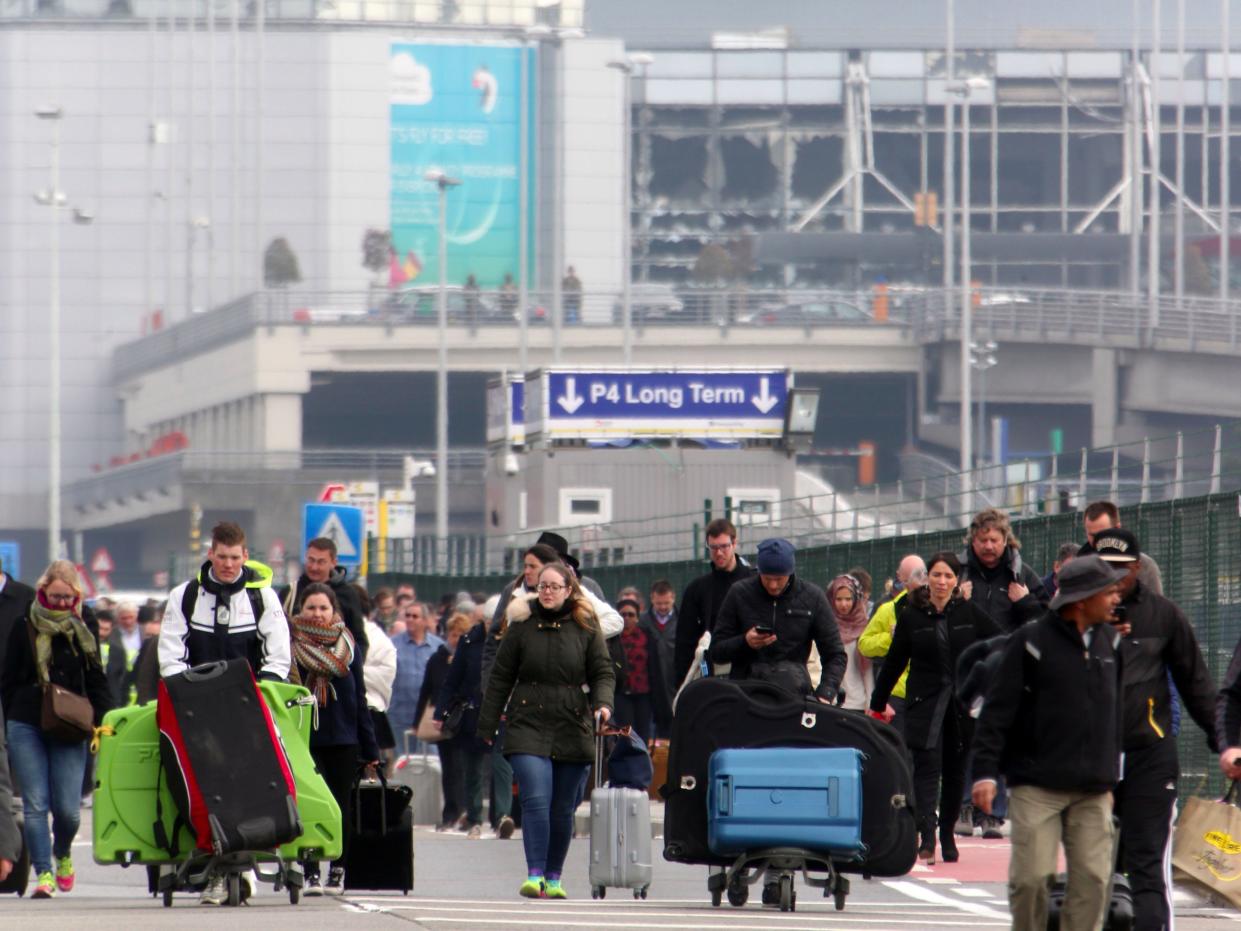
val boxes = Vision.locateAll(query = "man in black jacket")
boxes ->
[710,538,847,702]
[971,555,1128,931]
[673,518,755,684]
[280,537,368,659]
[1095,529,1217,931]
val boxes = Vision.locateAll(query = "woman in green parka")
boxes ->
[477,562,615,900]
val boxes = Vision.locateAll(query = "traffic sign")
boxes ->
[318,482,347,503]
[526,368,790,441]
[303,503,365,565]
[91,547,115,576]
[0,541,19,582]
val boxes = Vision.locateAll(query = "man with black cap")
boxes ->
[710,537,847,703]
[1096,527,1217,931]
[970,554,1128,931]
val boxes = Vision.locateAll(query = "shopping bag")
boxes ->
[1172,784,1241,906]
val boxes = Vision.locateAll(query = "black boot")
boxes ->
[918,828,936,865]
[939,831,959,863]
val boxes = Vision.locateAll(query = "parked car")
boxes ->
[612,282,686,324]
[382,285,509,324]
[738,298,872,326]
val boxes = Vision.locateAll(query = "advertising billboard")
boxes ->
[389,41,536,288]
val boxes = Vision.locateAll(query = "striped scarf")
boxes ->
[292,611,354,709]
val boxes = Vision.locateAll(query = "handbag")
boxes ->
[26,622,94,743]
[414,705,448,743]
[1172,783,1241,907]
[439,698,469,741]
[41,683,94,743]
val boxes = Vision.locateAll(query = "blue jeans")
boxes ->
[6,720,88,875]
[508,754,589,876]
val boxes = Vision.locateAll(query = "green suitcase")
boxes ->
[93,681,343,865]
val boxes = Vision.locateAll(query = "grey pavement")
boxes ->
[0,808,1238,929]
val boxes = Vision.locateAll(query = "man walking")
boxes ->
[1080,500,1163,595]
[387,601,444,751]
[639,580,678,738]
[674,518,755,684]
[1095,528,1217,931]
[971,555,1128,931]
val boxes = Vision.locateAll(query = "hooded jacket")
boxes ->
[477,593,615,763]
[279,565,369,660]
[958,544,1049,633]
[709,574,848,701]
[674,557,756,683]
[159,562,291,681]
[972,612,1124,794]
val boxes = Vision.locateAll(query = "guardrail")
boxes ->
[111,284,1241,382]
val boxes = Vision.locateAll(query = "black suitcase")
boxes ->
[662,677,918,877]
[1047,872,1133,931]
[0,815,29,897]
[343,772,414,893]
[157,660,302,855]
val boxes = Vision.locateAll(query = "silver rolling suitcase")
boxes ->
[588,722,653,900]
[392,732,444,827]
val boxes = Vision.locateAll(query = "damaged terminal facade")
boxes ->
[591,1,1241,292]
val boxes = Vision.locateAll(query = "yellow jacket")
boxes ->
[858,588,909,700]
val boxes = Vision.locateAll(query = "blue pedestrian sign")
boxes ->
[0,541,19,582]
[527,368,790,441]
[302,504,365,565]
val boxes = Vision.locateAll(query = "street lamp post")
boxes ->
[35,105,93,563]
[606,53,654,366]
[970,340,998,468]
[426,168,460,572]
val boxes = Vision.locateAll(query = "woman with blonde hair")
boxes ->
[478,563,614,899]
[0,561,113,898]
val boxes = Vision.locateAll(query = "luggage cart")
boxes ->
[150,849,305,907]
[707,847,853,913]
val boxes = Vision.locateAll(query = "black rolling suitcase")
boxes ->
[662,677,918,877]
[343,770,414,893]
[157,659,301,855]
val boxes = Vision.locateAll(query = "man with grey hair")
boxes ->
[858,554,927,731]
[105,601,142,707]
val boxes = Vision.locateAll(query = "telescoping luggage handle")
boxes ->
[593,713,640,790]
[356,765,390,836]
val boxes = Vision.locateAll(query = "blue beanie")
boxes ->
[756,538,796,575]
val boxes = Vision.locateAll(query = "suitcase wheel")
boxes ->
[711,887,722,907]
[289,883,301,905]
[162,888,174,908]
[778,875,795,912]
[727,881,748,907]
[227,873,241,907]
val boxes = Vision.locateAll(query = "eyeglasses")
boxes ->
[707,542,734,553]
[537,583,566,593]
[45,593,76,605]
[620,611,639,619]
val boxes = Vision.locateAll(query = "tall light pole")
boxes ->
[426,168,460,572]
[970,339,998,467]
[606,53,654,366]
[35,106,93,562]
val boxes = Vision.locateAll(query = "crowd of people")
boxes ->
[0,499,1238,927]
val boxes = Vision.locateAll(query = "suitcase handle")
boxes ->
[714,776,731,816]
[355,765,389,836]
[182,661,230,682]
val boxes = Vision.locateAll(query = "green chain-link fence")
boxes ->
[373,490,1241,796]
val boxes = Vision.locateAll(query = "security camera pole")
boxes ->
[426,168,460,572]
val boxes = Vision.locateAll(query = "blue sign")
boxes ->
[389,42,536,288]
[532,369,790,441]
[511,379,525,428]
[302,504,365,566]
[0,541,19,582]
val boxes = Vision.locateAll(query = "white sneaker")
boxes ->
[199,874,227,906]
[304,875,324,897]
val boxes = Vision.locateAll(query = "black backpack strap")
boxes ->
[247,587,267,628]
[180,581,199,629]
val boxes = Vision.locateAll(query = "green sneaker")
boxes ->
[55,855,75,892]
[32,871,56,898]
[544,879,567,899]
[518,876,546,898]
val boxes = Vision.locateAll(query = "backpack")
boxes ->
[180,579,268,645]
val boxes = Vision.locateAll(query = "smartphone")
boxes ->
[1110,604,1128,627]
[753,625,775,636]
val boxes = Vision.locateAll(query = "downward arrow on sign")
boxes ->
[557,376,585,414]
[751,376,778,414]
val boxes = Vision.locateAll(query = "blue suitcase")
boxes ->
[707,747,865,857]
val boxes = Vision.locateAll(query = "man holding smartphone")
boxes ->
[1096,529,1218,931]
[709,538,846,704]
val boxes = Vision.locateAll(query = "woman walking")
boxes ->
[290,583,379,895]
[477,563,614,900]
[0,561,113,898]
[869,552,999,864]
[827,574,874,710]
[434,612,491,838]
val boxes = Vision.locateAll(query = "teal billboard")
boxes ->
[389,42,536,288]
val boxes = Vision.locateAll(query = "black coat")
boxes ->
[415,644,454,730]
[437,621,487,751]
[958,545,1049,633]
[710,575,847,701]
[296,641,380,760]
[972,612,1124,794]
[0,603,114,731]
[280,566,369,660]
[0,576,35,672]
[638,610,677,727]
[870,591,1001,750]
[674,559,756,683]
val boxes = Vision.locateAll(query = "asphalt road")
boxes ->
[1,809,1239,929]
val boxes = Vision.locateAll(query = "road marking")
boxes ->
[346,901,985,920]
[951,887,994,898]
[343,896,962,909]
[392,916,1007,929]
[920,877,960,884]
[884,880,1011,921]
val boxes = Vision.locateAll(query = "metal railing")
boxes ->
[112,284,1241,381]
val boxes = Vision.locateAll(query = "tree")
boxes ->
[1184,243,1213,295]
[692,243,734,285]
[264,237,302,288]
[361,228,391,280]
